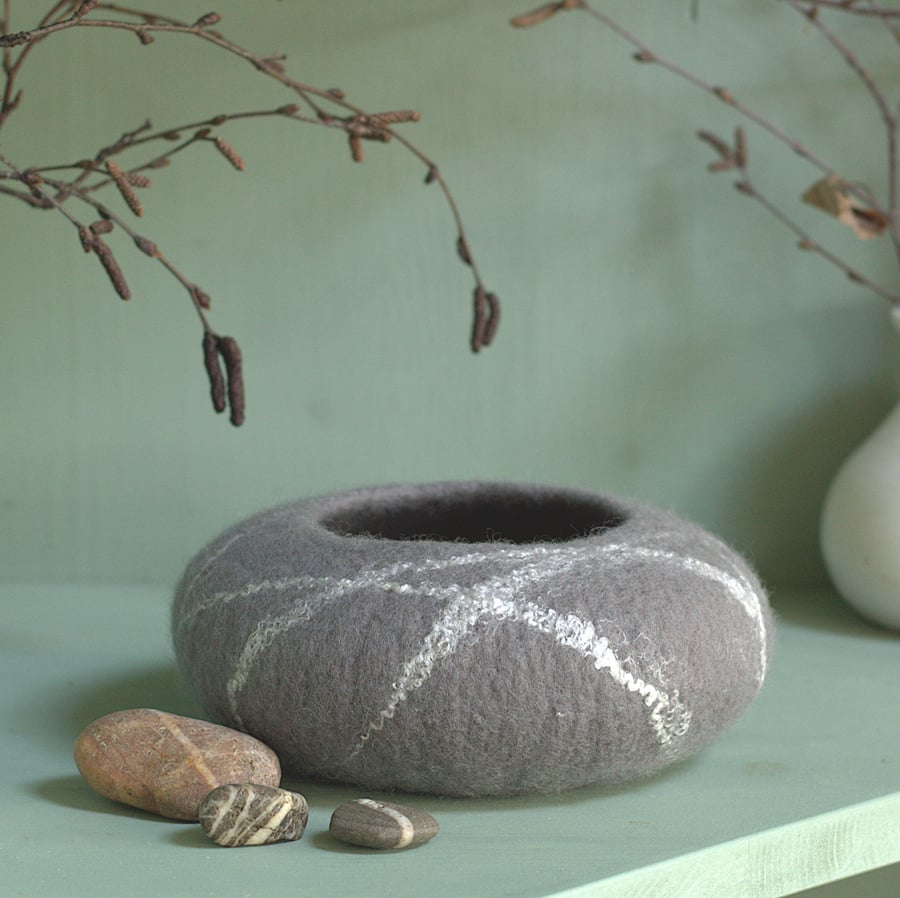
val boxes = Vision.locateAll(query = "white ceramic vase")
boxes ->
[820,397,900,630]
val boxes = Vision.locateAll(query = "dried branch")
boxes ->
[779,0,900,17]
[0,2,501,426]
[511,0,900,311]
[786,0,900,258]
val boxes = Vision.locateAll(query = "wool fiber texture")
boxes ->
[172,482,774,797]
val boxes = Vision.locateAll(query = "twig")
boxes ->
[0,2,501,425]
[511,0,899,312]
[787,0,900,258]
[779,0,900,16]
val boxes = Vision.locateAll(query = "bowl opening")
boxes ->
[322,486,626,545]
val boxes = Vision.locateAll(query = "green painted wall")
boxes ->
[1,1,896,587]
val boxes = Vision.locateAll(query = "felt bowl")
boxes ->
[172,482,773,797]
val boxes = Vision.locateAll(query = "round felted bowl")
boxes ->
[172,482,773,797]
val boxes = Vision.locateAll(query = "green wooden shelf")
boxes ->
[2,584,898,897]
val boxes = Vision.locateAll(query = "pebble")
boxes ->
[73,708,281,821]
[329,798,439,850]
[199,784,308,847]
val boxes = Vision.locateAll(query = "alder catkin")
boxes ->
[202,332,226,415]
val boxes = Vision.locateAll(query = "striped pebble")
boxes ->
[329,798,439,850]
[199,784,308,847]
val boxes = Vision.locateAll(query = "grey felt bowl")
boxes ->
[172,482,773,797]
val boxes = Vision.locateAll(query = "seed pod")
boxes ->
[456,235,473,266]
[217,336,245,427]
[510,3,563,28]
[371,110,421,125]
[349,134,364,163]
[471,285,488,353]
[133,235,159,257]
[202,332,226,415]
[194,12,222,28]
[0,32,30,48]
[214,136,245,171]
[106,160,144,216]
[190,284,212,310]
[734,127,747,168]
[125,172,151,188]
[483,292,501,347]
[713,86,736,105]
[91,238,131,300]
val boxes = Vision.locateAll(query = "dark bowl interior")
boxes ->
[322,485,626,545]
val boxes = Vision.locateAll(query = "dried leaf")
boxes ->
[802,175,889,240]
[424,165,439,185]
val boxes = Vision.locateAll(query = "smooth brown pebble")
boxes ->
[199,783,308,847]
[73,709,281,820]
[329,798,439,850]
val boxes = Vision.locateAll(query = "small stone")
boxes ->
[329,798,439,850]
[73,709,281,821]
[199,784,308,847]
